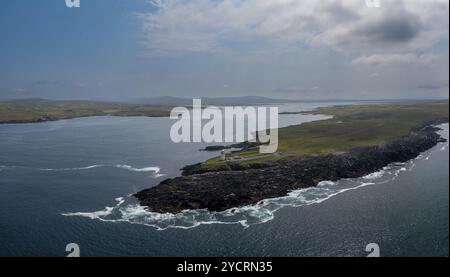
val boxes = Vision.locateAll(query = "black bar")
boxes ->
[0,257,448,275]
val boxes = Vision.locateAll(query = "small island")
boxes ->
[135,101,449,214]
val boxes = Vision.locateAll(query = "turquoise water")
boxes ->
[0,103,448,257]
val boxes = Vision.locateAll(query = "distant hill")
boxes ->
[128,96,290,106]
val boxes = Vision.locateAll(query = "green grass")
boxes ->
[201,100,449,169]
[280,101,449,156]
[0,99,172,123]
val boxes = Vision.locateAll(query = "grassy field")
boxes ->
[202,100,449,169]
[0,99,172,123]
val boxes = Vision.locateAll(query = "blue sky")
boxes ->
[1,0,448,100]
[0,0,152,99]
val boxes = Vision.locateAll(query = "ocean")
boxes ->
[0,102,448,257]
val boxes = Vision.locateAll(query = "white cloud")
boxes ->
[135,0,449,100]
[139,0,449,55]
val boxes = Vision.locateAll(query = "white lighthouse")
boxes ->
[220,150,226,161]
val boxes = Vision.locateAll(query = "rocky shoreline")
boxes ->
[199,141,260,152]
[134,119,448,214]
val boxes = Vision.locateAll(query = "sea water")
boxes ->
[0,102,447,256]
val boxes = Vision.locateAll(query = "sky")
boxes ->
[0,0,448,100]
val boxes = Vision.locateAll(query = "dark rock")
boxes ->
[201,141,260,152]
[135,120,448,214]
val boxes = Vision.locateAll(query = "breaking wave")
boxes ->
[63,197,126,219]
[114,165,162,174]
[61,164,405,230]
[0,164,163,177]
[62,124,449,231]
[39,165,105,171]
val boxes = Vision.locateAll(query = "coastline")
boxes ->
[0,114,170,125]
[0,99,172,124]
[134,118,449,214]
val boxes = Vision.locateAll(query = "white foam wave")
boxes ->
[363,170,385,180]
[39,164,105,171]
[317,180,336,187]
[115,165,161,173]
[2,163,162,176]
[62,197,126,220]
[62,207,115,219]
[62,123,449,231]
[61,164,409,230]
[115,197,125,206]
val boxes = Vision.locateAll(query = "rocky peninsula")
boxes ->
[135,117,448,214]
